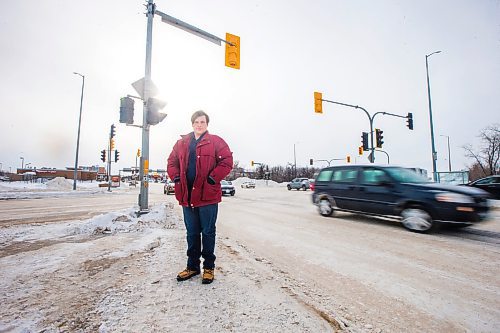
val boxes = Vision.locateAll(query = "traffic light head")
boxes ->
[119,97,135,124]
[115,150,120,162]
[362,132,369,151]
[225,33,240,70]
[146,97,167,125]
[110,138,115,150]
[100,149,106,162]
[251,160,254,167]
[375,128,384,148]
[314,92,323,114]
[346,155,351,163]
[137,149,141,157]
[407,112,414,130]
[110,124,116,138]
[309,158,313,166]
[358,146,363,155]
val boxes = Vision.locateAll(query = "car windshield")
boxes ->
[221,180,229,185]
[385,167,432,184]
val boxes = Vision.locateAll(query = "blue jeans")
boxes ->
[182,204,218,270]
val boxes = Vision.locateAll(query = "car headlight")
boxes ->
[435,192,474,204]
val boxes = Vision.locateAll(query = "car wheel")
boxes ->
[287,185,291,190]
[401,207,434,233]
[231,191,235,196]
[302,185,306,191]
[318,198,333,217]
[164,190,167,194]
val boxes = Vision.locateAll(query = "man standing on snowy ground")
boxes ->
[167,110,233,284]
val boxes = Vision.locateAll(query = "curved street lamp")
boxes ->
[425,50,442,181]
[73,72,85,190]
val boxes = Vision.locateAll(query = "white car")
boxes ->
[241,181,256,189]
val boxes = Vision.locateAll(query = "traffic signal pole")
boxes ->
[138,0,155,213]
[135,1,238,214]
[321,99,376,162]
[319,97,412,163]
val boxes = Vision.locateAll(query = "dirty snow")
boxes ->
[0,180,346,332]
[0,177,132,200]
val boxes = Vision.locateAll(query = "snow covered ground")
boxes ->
[0,179,349,332]
[1,178,498,332]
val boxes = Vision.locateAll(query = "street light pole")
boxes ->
[425,50,441,181]
[73,72,85,190]
[293,143,297,178]
[440,134,452,172]
[20,156,24,169]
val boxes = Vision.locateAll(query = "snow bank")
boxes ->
[231,177,285,188]
[70,203,181,235]
[0,179,133,200]
[46,177,73,190]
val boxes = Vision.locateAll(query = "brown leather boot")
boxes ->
[176,268,200,282]
[202,268,214,284]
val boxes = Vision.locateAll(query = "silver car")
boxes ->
[287,178,310,191]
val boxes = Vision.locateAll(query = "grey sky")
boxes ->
[0,0,499,174]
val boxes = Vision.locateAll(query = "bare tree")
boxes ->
[463,123,499,178]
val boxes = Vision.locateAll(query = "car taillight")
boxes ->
[310,183,315,191]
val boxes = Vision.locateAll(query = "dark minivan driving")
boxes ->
[312,165,490,233]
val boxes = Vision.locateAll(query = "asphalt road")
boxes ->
[214,186,500,332]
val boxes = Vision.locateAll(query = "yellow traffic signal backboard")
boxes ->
[314,92,323,113]
[225,33,240,70]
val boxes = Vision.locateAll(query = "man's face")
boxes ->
[192,115,208,136]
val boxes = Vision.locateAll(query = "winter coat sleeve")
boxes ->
[167,141,181,181]
[209,137,233,182]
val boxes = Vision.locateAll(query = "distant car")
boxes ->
[464,175,500,199]
[221,180,235,196]
[287,178,310,191]
[241,181,256,189]
[164,180,175,194]
[312,165,490,233]
[0,175,9,182]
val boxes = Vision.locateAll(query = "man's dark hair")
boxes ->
[191,110,210,124]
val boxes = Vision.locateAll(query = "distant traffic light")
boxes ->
[309,158,313,165]
[115,150,120,162]
[100,149,106,162]
[146,97,167,125]
[119,97,135,125]
[361,132,369,151]
[358,146,363,155]
[346,155,351,163]
[110,124,116,138]
[375,129,384,148]
[314,92,323,114]
[225,33,240,70]
[137,149,141,157]
[251,160,254,167]
[407,112,414,130]
[110,138,115,150]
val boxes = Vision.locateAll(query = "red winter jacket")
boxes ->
[167,131,233,207]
